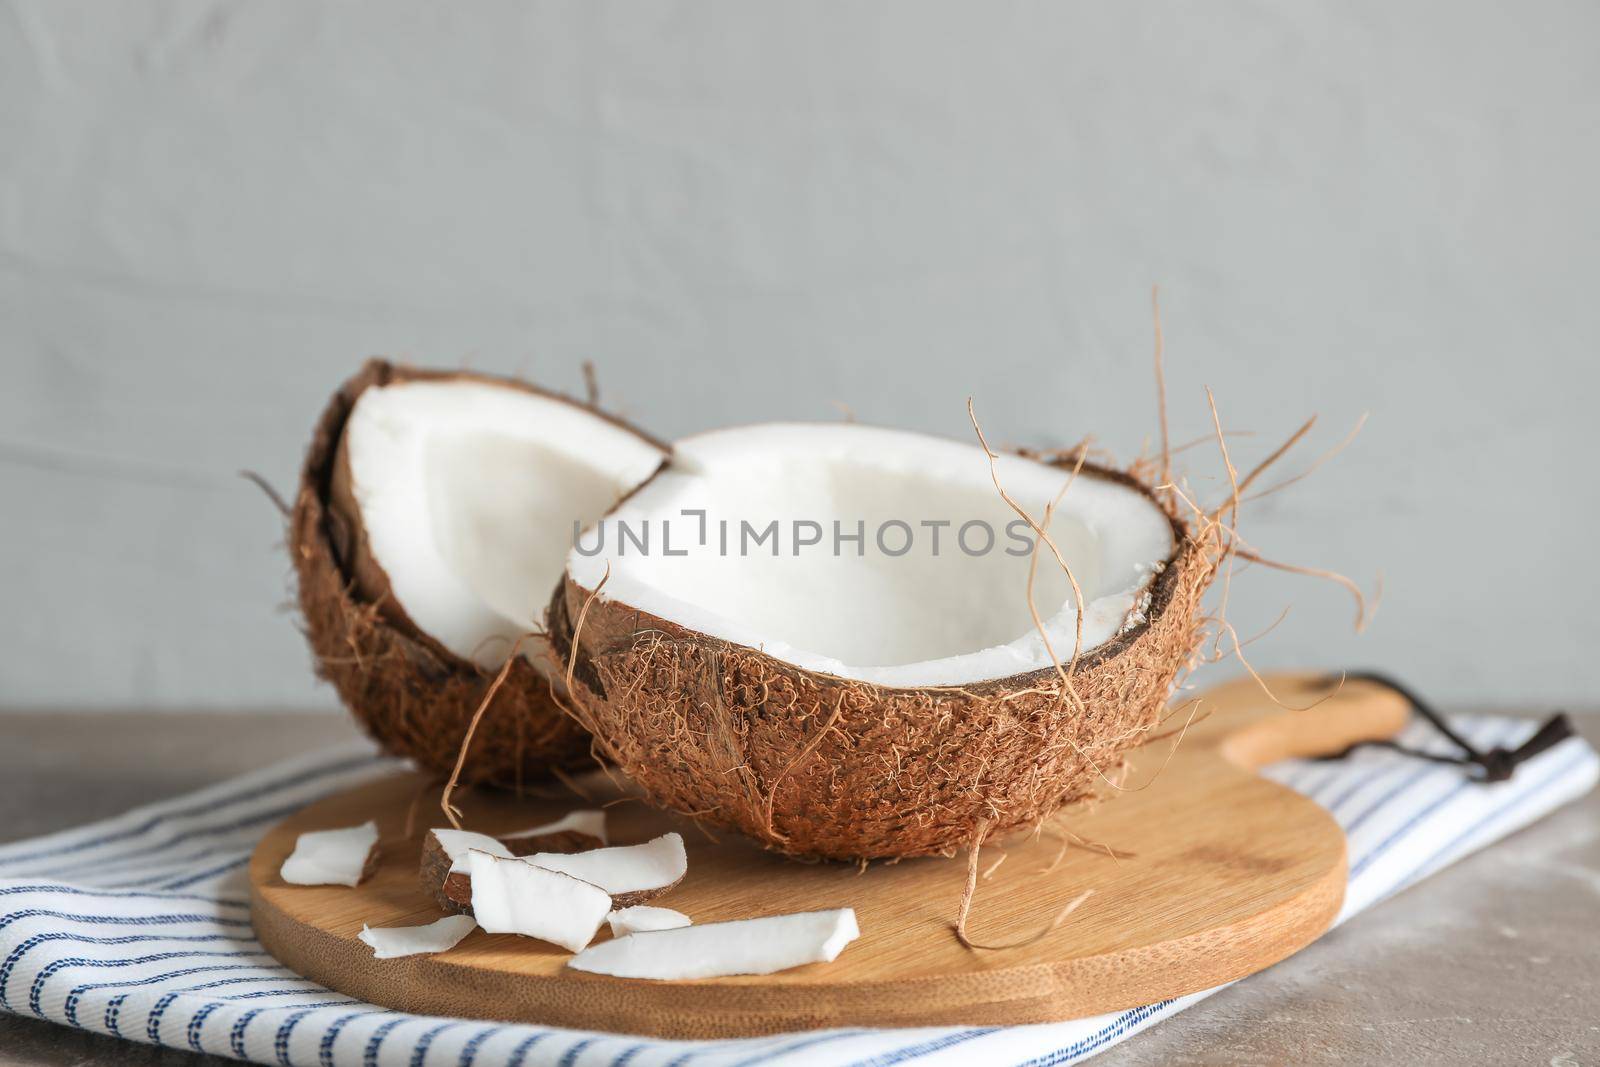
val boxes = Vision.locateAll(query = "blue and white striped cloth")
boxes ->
[2,714,1594,1067]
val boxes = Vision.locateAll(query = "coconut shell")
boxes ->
[605,879,684,909]
[418,831,475,914]
[501,829,606,856]
[417,827,602,915]
[292,359,666,787]
[551,465,1217,861]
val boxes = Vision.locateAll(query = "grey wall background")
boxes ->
[2,1,1596,711]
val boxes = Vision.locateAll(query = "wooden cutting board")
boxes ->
[250,670,1409,1038]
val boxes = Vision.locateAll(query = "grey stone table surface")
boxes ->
[0,709,1596,1067]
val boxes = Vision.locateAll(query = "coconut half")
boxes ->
[555,422,1215,860]
[293,360,668,786]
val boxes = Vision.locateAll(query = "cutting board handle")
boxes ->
[1181,670,1413,770]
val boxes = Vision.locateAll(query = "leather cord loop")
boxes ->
[1317,670,1575,783]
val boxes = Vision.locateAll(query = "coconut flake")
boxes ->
[523,832,687,907]
[466,849,611,952]
[358,914,477,959]
[500,810,608,853]
[279,821,379,887]
[419,828,514,913]
[569,908,859,980]
[607,905,691,938]
[431,829,514,873]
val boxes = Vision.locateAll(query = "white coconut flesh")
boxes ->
[568,908,859,980]
[279,821,378,887]
[567,423,1175,688]
[466,849,612,951]
[342,379,665,668]
[502,809,608,846]
[523,833,687,898]
[429,828,513,874]
[607,905,692,938]
[358,914,477,959]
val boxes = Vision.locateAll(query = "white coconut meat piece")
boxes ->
[607,905,691,937]
[466,849,611,951]
[570,908,859,980]
[279,821,379,887]
[430,828,513,873]
[501,810,609,847]
[567,423,1174,687]
[343,379,665,668]
[358,914,477,959]
[523,833,688,904]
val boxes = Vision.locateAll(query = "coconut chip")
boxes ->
[467,849,611,952]
[523,832,687,907]
[500,809,608,854]
[358,914,477,959]
[279,821,380,887]
[419,828,513,913]
[606,905,691,938]
[569,908,859,980]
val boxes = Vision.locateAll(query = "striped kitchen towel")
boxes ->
[1,714,1594,1067]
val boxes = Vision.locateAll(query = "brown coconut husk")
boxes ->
[549,460,1218,862]
[546,295,1370,863]
[292,358,668,787]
